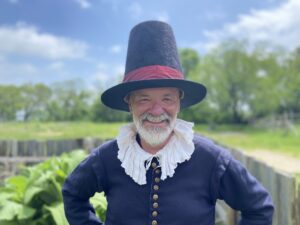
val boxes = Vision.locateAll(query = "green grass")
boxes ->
[195,124,300,158]
[0,121,124,141]
[0,121,299,158]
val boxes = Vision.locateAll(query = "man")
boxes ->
[62,20,274,225]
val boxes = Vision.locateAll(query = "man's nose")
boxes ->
[149,102,164,116]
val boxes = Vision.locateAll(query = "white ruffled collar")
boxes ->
[116,119,195,185]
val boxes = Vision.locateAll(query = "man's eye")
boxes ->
[163,98,172,102]
[139,98,150,103]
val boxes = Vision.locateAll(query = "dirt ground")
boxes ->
[245,150,300,174]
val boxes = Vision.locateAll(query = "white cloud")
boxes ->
[203,0,300,51]
[109,45,122,54]
[75,0,91,9]
[0,23,88,60]
[128,2,143,19]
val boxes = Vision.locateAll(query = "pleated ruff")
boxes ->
[116,119,195,185]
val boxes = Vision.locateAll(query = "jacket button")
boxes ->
[153,202,158,208]
[155,177,160,183]
[153,185,159,191]
[152,211,158,217]
[152,220,158,225]
[153,194,158,200]
[151,162,157,168]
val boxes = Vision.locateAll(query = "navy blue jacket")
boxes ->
[62,135,274,225]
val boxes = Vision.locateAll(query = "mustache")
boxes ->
[139,113,172,123]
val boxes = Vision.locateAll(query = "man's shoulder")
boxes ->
[192,134,232,161]
[92,138,118,159]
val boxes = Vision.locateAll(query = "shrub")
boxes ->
[0,150,107,225]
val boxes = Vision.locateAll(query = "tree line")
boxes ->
[0,80,130,122]
[180,40,300,124]
[1,40,299,124]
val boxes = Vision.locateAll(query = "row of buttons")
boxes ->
[151,162,160,225]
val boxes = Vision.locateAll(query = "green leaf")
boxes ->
[0,188,15,203]
[90,192,107,222]
[16,204,36,220]
[0,220,18,225]
[24,186,44,204]
[0,201,35,221]
[5,175,28,190]
[0,201,19,220]
[44,203,69,225]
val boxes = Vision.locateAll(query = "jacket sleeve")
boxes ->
[62,148,107,225]
[212,152,274,225]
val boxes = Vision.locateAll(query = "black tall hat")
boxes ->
[101,20,206,111]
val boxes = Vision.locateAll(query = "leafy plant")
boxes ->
[0,150,107,225]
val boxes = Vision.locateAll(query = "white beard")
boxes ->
[133,113,176,147]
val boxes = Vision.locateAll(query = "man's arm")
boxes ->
[62,149,106,225]
[218,157,274,225]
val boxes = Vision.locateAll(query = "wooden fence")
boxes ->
[216,146,300,225]
[0,138,299,225]
[0,138,104,179]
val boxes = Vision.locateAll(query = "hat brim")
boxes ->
[101,79,207,112]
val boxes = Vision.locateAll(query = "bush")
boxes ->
[0,150,107,225]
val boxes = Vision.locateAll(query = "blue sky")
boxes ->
[0,0,299,91]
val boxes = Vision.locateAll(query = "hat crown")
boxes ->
[125,21,182,75]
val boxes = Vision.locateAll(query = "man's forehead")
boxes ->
[131,87,180,96]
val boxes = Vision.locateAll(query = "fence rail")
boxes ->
[0,138,104,179]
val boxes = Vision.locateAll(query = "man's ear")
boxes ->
[179,89,184,100]
[124,94,129,103]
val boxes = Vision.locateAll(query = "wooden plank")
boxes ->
[293,182,300,225]
[275,171,295,225]
[0,156,49,163]
[0,141,8,156]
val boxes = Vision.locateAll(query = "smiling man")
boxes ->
[62,20,274,225]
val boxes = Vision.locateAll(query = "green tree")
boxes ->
[284,47,300,113]
[247,49,286,119]
[179,48,201,79]
[198,41,261,124]
[20,83,52,121]
[179,48,217,123]
[91,99,130,122]
[47,80,92,121]
[0,85,23,121]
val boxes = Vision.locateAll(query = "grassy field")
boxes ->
[0,121,299,158]
[195,124,300,158]
[0,121,124,140]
